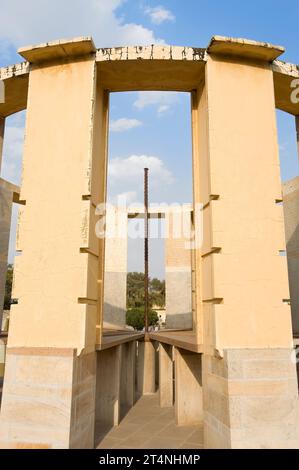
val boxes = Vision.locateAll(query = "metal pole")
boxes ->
[144,168,149,333]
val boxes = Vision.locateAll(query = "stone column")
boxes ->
[0,117,4,170]
[0,118,5,326]
[174,347,203,425]
[159,343,173,408]
[296,116,299,158]
[165,206,192,330]
[120,341,136,418]
[95,346,121,431]
[283,176,299,336]
[0,336,7,378]
[137,340,156,395]
[192,39,299,448]
[0,40,108,448]
[103,205,127,330]
[0,179,19,330]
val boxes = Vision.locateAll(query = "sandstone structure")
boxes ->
[0,36,298,449]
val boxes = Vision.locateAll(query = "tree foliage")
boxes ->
[127,272,165,309]
[4,264,13,310]
[126,307,159,331]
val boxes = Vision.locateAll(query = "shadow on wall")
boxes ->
[103,302,126,330]
[286,223,299,336]
[166,312,193,330]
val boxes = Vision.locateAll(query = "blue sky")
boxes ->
[0,0,298,277]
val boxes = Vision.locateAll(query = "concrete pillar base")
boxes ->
[137,340,156,396]
[0,337,6,378]
[159,343,173,408]
[174,347,203,426]
[0,347,96,449]
[96,346,121,431]
[203,349,299,449]
[120,341,136,418]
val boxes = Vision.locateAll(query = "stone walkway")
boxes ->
[95,394,203,449]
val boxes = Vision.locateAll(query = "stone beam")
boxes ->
[208,36,284,62]
[18,37,96,64]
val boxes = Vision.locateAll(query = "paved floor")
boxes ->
[95,394,203,449]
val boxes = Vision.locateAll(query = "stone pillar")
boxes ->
[120,341,136,418]
[192,40,299,448]
[103,205,127,330]
[0,336,7,378]
[296,115,299,158]
[0,117,4,170]
[159,343,173,408]
[165,206,192,330]
[137,340,156,395]
[0,40,108,448]
[283,176,299,336]
[0,118,6,327]
[0,179,19,329]
[174,347,203,425]
[96,346,121,431]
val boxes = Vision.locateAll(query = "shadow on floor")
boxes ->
[95,393,203,449]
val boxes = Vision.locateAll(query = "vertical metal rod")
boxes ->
[144,168,149,333]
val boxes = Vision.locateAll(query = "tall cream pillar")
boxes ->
[0,117,4,169]
[0,179,19,330]
[0,39,108,449]
[193,41,299,448]
[103,205,127,330]
[296,116,299,157]
[283,176,299,336]
[165,207,193,329]
[0,117,6,324]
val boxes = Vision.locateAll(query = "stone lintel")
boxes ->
[96,45,206,62]
[208,35,284,62]
[18,37,96,64]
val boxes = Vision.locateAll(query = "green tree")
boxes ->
[4,264,13,310]
[127,272,165,309]
[126,307,159,331]
[150,278,165,307]
[127,272,145,308]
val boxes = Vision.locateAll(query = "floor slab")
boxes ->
[96,393,203,449]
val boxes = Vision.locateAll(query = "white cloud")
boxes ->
[0,0,164,53]
[133,91,179,113]
[110,190,138,205]
[110,118,142,132]
[1,112,26,185]
[157,104,170,115]
[145,5,175,25]
[108,154,174,201]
